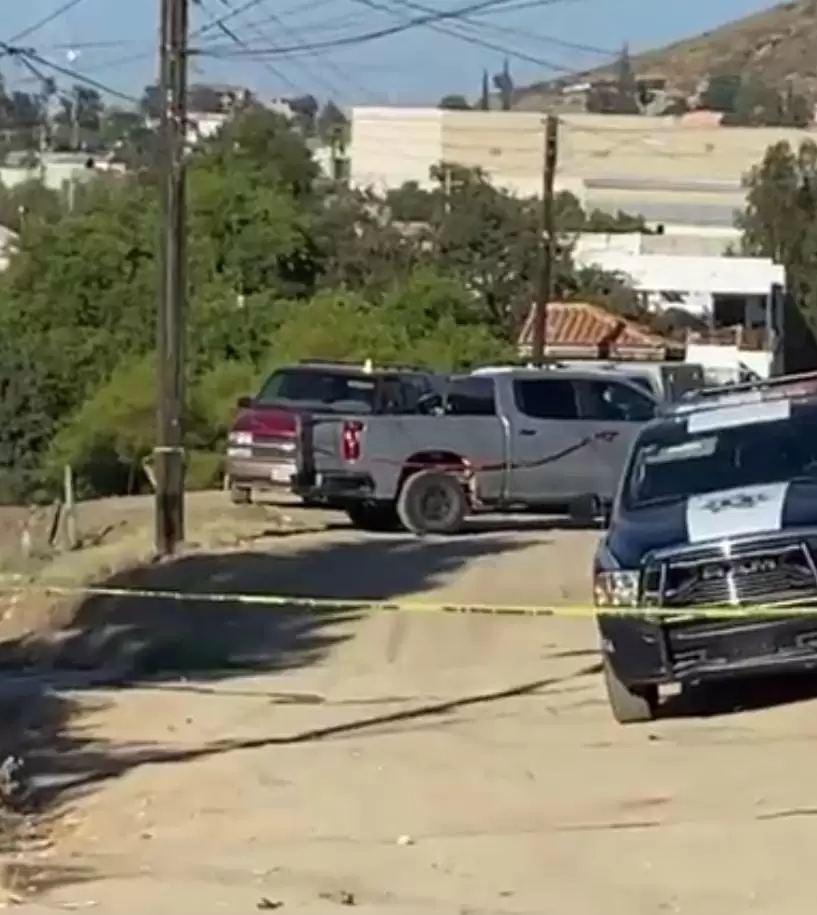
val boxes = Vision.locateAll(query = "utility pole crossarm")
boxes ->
[531,114,558,366]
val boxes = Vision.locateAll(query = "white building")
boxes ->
[573,246,785,379]
[349,107,816,229]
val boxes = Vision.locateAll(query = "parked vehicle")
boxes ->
[293,365,660,533]
[225,360,443,505]
[556,360,706,401]
[594,370,817,724]
[473,360,706,402]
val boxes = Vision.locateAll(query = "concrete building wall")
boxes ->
[349,107,443,192]
[350,107,816,224]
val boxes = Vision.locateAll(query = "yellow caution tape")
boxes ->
[1,581,817,621]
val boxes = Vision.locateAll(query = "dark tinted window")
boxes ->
[256,369,376,412]
[513,378,579,420]
[446,377,496,416]
[624,407,817,508]
[578,379,655,422]
[400,375,435,410]
[376,377,409,413]
[622,375,655,395]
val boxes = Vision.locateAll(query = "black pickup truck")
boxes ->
[594,371,817,723]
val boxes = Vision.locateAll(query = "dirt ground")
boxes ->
[5,496,817,914]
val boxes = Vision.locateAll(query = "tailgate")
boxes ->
[296,412,348,483]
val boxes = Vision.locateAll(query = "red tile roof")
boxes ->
[517,301,670,352]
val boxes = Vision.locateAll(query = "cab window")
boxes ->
[577,379,655,422]
[446,377,496,416]
[512,378,579,420]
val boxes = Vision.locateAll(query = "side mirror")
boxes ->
[236,395,252,409]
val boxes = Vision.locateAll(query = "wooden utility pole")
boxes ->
[530,114,559,365]
[154,0,188,555]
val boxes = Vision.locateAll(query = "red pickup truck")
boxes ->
[225,359,443,505]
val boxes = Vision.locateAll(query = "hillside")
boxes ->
[517,0,817,103]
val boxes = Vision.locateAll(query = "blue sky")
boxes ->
[1,0,780,106]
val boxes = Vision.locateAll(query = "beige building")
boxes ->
[350,108,817,227]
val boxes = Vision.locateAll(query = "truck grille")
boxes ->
[642,540,817,609]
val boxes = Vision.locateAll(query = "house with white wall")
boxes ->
[573,246,784,380]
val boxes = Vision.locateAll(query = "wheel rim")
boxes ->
[419,483,454,523]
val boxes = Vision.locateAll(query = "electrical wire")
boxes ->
[3,44,140,103]
[7,0,88,45]
[198,0,581,58]
[351,0,593,75]
[225,0,383,101]
[193,0,301,91]
[192,0,270,38]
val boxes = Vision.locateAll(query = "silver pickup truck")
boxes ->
[293,365,663,534]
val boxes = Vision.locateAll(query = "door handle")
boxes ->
[520,428,537,436]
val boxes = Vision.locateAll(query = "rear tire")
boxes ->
[230,485,252,506]
[396,470,468,536]
[602,658,658,724]
[346,503,401,532]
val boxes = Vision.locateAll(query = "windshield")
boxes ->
[624,407,817,508]
[255,369,376,413]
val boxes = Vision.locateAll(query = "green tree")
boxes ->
[198,106,319,199]
[438,94,470,110]
[613,43,640,114]
[316,100,348,143]
[480,70,490,111]
[310,188,421,293]
[386,181,436,222]
[699,73,742,113]
[287,94,319,135]
[47,356,217,497]
[737,140,817,358]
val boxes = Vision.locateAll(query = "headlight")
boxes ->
[594,570,640,608]
[229,431,253,445]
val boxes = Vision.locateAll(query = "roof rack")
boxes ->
[679,370,817,401]
[297,358,428,373]
[660,370,817,417]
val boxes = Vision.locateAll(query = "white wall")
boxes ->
[573,251,784,296]
[350,107,444,192]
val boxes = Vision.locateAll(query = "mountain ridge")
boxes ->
[516,1,817,104]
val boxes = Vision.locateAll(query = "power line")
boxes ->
[192,0,301,91]
[7,0,88,44]
[454,16,615,58]
[2,43,140,102]
[192,0,268,38]
[198,0,575,58]
[359,0,592,74]
[233,0,382,101]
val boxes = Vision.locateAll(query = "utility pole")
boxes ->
[530,114,558,366]
[70,88,80,151]
[154,0,189,555]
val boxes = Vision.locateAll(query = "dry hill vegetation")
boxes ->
[623,0,817,94]
[516,0,817,101]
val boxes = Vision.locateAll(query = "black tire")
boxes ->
[346,503,401,532]
[230,485,252,505]
[602,658,658,724]
[396,470,468,536]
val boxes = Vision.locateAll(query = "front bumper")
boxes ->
[598,610,817,686]
[226,456,295,489]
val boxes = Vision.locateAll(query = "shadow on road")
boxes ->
[0,529,538,890]
[0,532,536,678]
[662,671,817,720]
